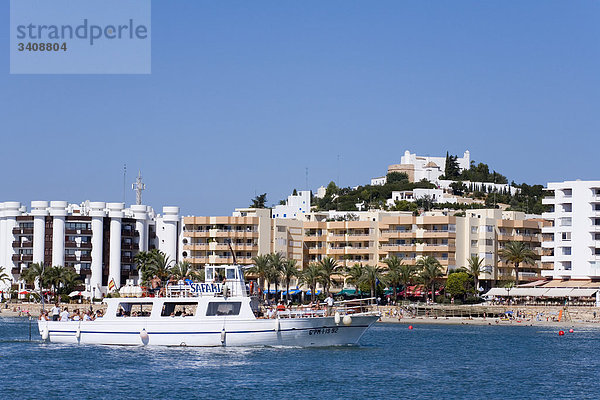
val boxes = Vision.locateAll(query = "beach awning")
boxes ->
[281,289,301,295]
[568,289,598,297]
[305,289,322,296]
[484,288,509,296]
[509,288,549,297]
[544,288,575,297]
[335,288,357,296]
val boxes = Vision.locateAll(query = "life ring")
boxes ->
[276,304,285,311]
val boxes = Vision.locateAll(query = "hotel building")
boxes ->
[542,180,600,279]
[0,201,180,296]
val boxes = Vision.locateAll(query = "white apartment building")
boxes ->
[0,201,180,296]
[542,180,600,279]
[272,191,311,219]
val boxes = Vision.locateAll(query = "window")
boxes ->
[117,302,153,317]
[471,240,478,247]
[471,227,478,234]
[560,218,572,227]
[562,247,571,255]
[161,302,197,317]
[562,204,572,212]
[485,239,494,246]
[561,232,571,241]
[277,226,286,233]
[595,248,600,256]
[206,302,241,316]
[562,189,572,197]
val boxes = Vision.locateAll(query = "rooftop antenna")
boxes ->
[305,167,309,191]
[123,164,127,204]
[337,154,340,186]
[132,170,146,205]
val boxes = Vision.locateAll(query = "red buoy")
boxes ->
[569,329,574,333]
[558,330,565,336]
[408,325,413,330]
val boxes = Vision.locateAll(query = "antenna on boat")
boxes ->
[228,241,238,265]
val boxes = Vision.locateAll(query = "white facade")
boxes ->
[0,200,180,296]
[542,180,600,279]
[400,150,470,182]
[386,189,458,206]
[272,191,311,219]
[370,176,387,186]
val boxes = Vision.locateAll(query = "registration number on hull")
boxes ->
[308,327,339,335]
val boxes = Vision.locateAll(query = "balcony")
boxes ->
[65,255,76,262]
[121,256,133,263]
[12,267,20,274]
[542,197,555,205]
[80,255,92,262]
[12,254,20,262]
[22,255,32,262]
[12,227,21,234]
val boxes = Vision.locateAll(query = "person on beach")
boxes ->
[51,303,61,321]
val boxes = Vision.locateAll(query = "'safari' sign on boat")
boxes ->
[190,283,222,294]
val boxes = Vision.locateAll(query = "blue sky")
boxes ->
[1,1,599,215]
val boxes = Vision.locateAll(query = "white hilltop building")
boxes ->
[387,150,471,183]
[272,191,311,219]
[0,200,180,297]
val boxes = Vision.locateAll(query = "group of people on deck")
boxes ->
[39,303,104,321]
[149,275,195,297]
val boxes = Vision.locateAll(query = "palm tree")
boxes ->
[398,264,417,301]
[281,259,299,303]
[134,250,159,284]
[170,261,199,281]
[361,264,385,300]
[383,255,404,302]
[498,241,536,286]
[0,266,11,286]
[21,262,47,301]
[301,263,322,302]
[345,263,365,297]
[150,250,174,284]
[268,252,286,300]
[248,254,270,300]
[317,256,339,295]
[417,256,443,302]
[466,254,484,292]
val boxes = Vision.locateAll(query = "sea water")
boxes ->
[0,317,598,399]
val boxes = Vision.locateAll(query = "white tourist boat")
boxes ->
[38,265,380,347]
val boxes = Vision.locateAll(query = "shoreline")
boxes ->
[377,316,600,328]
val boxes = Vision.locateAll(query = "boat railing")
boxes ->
[275,297,376,318]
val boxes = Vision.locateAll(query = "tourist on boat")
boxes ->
[50,303,61,321]
[150,275,161,296]
[95,310,103,319]
[276,302,285,312]
[39,310,49,320]
[84,310,93,321]
[325,294,334,316]
[72,309,81,321]
[59,307,69,322]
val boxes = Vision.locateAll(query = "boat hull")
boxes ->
[38,314,379,347]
